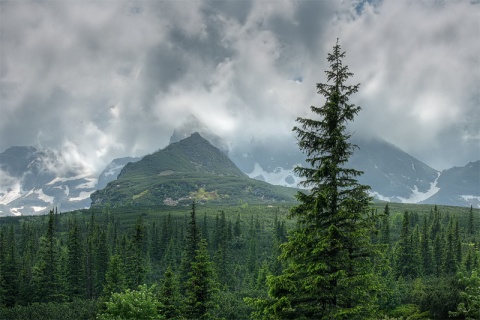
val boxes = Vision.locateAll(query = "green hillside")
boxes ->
[90,133,298,207]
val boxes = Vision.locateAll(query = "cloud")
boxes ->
[0,0,478,175]
[333,0,480,169]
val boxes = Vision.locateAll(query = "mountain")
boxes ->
[90,133,297,207]
[349,138,440,203]
[0,146,97,216]
[95,156,141,190]
[228,135,479,208]
[421,161,480,207]
[1,129,477,216]
[170,115,229,154]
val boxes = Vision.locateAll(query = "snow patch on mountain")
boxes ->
[69,191,94,202]
[246,163,304,188]
[461,195,480,208]
[54,185,70,196]
[461,195,480,201]
[104,165,125,177]
[0,182,22,205]
[369,191,392,202]
[34,189,55,203]
[10,207,23,216]
[47,174,95,185]
[75,178,97,189]
[398,172,440,203]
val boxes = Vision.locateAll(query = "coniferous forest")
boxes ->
[0,203,479,319]
[1,42,479,320]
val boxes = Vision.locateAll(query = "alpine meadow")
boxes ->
[0,41,479,320]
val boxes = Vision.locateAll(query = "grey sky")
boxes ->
[0,0,478,175]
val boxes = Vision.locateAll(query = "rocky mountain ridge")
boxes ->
[1,131,478,216]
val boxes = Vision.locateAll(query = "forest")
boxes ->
[1,42,479,320]
[0,203,478,319]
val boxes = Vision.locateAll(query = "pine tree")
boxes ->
[380,204,391,246]
[430,205,442,241]
[433,233,444,276]
[95,228,110,296]
[443,218,458,275]
[85,213,97,299]
[214,211,230,288]
[180,202,201,292]
[420,216,434,275]
[467,205,475,236]
[184,238,218,319]
[149,220,162,264]
[454,219,462,267]
[1,226,19,307]
[32,209,63,302]
[66,218,85,299]
[233,212,242,238]
[17,222,37,304]
[395,211,420,279]
[102,254,126,297]
[159,266,181,319]
[258,40,379,319]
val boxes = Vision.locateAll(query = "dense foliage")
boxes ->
[0,203,478,319]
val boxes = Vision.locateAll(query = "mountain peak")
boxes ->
[91,132,294,207]
[170,115,229,154]
[118,132,244,180]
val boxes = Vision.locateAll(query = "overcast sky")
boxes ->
[1,0,479,175]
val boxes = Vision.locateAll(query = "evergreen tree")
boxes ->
[149,220,162,264]
[467,205,475,236]
[443,218,458,275]
[257,40,379,319]
[1,226,19,307]
[214,211,230,288]
[102,254,126,297]
[430,205,442,241]
[454,219,462,267]
[433,233,444,276]
[184,238,218,319]
[233,212,242,238]
[395,212,420,279]
[17,222,37,304]
[180,202,200,291]
[247,215,258,277]
[159,266,181,319]
[66,218,85,299]
[95,228,110,296]
[380,204,391,246]
[32,209,63,302]
[85,213,97,299]
[420,216,434,275]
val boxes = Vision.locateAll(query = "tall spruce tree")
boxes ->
[180,201,201,293]
[184,238,218,319]
[32,209,63,302]
[467,205,475,236]
[66,218,85,299]
[257,40,379,319]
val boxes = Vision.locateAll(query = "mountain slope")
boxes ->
[170,115,228,154]
[0,146,97,216]
[90,133,297,207]
[349,138,440,202]
[421,161,480,207]
[96,156,141,190]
